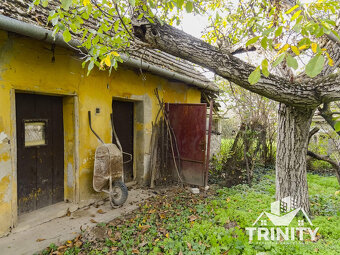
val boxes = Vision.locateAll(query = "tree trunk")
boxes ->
[275,104,316,212]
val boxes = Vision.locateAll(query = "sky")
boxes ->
[177,13,208,39]
[177,0,315,39]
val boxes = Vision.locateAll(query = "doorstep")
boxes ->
[14,202,79,234]
[0,188,153,255]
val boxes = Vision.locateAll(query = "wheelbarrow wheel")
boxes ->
[110,180,128,206]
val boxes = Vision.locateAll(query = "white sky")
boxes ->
[177,0,315,39]
[177,13,207,39]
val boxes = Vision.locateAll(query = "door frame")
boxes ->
[112,99,135,182]
[112,95,147,184]
[112,97,137,182]
[10,89,79,226]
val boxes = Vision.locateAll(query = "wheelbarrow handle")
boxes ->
[88,111,104,144]
[122,152,133,164]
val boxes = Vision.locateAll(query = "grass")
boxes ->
[40,172,339,255]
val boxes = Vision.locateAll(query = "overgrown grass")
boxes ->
[209,139,234,184]
[40,173,339,255]
[219,138,234,157]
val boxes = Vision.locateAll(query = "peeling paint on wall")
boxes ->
[0,29,202,236]
[0,143,12,203]
[67,163,74,188]
[0,132,7,144]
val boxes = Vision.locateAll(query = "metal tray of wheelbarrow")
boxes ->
[93,143,123,192]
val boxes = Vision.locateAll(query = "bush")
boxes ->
[209,138,236,184]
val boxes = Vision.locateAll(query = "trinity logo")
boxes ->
[253,196,312,226]
[246,196,319,242]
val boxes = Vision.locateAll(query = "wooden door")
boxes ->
[112,100,134,182]
[165,103,207,186]
[16,93,64,215]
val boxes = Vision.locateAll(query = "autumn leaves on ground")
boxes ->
[38,170,339,255]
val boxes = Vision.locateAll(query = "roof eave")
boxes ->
[0,14,218,92]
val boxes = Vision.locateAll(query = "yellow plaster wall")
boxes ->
[0,30,15,235]
[0,30,201,235]
[63,96,77,202]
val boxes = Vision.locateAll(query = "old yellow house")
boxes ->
[0,1,217,236]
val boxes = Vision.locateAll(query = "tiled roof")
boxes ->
[0,0,217,91]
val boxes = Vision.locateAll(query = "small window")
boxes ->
[24,120,47,147]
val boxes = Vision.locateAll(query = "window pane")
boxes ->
[24,121,47,147]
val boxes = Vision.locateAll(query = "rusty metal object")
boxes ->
[88,110,128,207]
[165,103,207,186]
[93,144,123,192]
[205,100,213,187]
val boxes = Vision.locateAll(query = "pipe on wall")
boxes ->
[0,15,218,92]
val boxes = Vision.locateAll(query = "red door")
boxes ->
[165,103,207,186]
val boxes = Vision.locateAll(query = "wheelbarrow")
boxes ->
[88,111,131,207]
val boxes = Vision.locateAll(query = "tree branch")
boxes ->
[308,127,320,143]
[132,20,340,108]
[308,127,340,184]
[318,103,340,136]
[307,150,340,185]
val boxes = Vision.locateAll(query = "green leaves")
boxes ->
[60,0,72,10]
[246,36,259,47]
[261,37,268,50]
[286,54,298,70]
[185,1,194,13]
[261,59,269,77]
[247,51,300,85]
[275,26,283,37]
[248,59,271,84]
[63,29,72,43]
[272,54,285,67]
[87,60,94,76]
[335,121,340,132]
[41,0,340,80]
[306,54,325,78]
[177,0,185,8]
[41,0,49,7]
[248,67,261,85]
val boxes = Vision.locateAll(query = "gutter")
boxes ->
[0,15,218,92]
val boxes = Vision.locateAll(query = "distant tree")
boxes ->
[308,102,340,184]
[216,79,277,185]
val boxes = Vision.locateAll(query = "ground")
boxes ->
[38,170,339,255]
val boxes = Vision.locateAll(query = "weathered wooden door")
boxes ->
[112,100,134,182]
[165,103,207,186]
[16,93,64,215]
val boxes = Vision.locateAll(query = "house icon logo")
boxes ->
[253,196,313,227]
[246,196,319,242]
